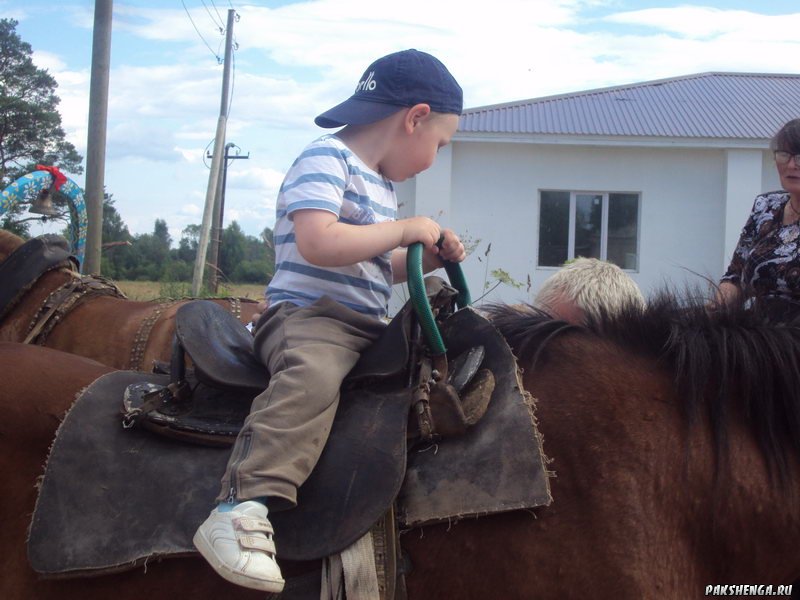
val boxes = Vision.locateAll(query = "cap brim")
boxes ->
[314,97,404,128]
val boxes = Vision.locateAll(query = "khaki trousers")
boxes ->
[217,296,385,510]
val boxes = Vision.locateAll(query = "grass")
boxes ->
[116,280,266,302]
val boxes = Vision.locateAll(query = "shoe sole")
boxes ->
[192,529,285,593]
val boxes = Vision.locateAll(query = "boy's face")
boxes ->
[380,112,460,182]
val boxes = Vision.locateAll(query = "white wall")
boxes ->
[723,149,764,274]
[443,142,734,304]
[762,153,782,192]
[391,141,783,312]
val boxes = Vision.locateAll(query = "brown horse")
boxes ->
[3,291,800,599]
[0,230,261,370]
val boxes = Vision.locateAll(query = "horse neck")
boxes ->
[698,419,800,581]
[524,333,800,589]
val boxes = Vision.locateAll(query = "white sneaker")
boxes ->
[193,500,285,592]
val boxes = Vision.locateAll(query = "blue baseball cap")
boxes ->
[314,49,463,129]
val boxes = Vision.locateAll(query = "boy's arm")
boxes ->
[292,209,441,267]
[391,228,466,283]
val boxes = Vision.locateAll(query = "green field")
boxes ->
[116,281,266,302]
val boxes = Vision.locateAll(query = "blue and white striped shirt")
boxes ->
[267,135,397,318]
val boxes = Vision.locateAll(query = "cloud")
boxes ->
[105,122,184,162]
[227,166,285,192]
[17,0,800,240]
[604,7,800,42]
[180,203,202,216]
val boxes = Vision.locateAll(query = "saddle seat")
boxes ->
[125,277,493,445]
[174,297,268,390]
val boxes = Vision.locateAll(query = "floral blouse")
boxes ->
[722,191,800,300]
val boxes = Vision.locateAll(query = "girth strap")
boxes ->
[128,301,180,371]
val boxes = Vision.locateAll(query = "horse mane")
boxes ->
[486,290,800,484]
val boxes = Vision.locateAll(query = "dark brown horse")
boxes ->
[3,291,800,598]
[0,230,261,370]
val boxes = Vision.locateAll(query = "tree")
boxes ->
[0,18,83,236]
[177,224,200,263]
[102,194,132,244]
[219,221,247,280]
[153,218,172,250]
[99,194,135,278]
[239,224,276,283]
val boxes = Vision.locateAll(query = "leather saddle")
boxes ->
[123,277,493,446]
[120,277,495,561]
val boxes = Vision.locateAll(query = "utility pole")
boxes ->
[192,8,235,296]
[83,0,113,274]
[207,142,249,293]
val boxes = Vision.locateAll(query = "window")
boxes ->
[538,190,639,269]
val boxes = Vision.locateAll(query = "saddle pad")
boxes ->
[27,308,553,577]
[397,307,553,526]
[28,371,410,576]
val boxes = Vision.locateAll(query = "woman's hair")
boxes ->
[770,118,800,153]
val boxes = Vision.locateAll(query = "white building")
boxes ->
[395,72,800,307]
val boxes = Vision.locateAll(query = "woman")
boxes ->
[717,119,800,306]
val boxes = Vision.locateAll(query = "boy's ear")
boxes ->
[404,103,431,132]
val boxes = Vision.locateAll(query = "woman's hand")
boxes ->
[713,281,741,307]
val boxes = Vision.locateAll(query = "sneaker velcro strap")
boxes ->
[239,534,276,555]
[235,517,274,534]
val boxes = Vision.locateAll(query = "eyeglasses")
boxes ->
[774,150,800,166]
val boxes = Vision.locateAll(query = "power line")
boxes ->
[207,0,226,27]
[181,0,222,63]
[227,41,236,117]
[201,0,225,31]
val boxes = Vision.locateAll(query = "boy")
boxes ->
[193,49,466,592]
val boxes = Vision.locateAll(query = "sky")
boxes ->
[5,0,800,243]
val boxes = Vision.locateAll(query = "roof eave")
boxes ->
[452,132,771,149]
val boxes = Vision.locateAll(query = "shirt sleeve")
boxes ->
[281,141,350,219]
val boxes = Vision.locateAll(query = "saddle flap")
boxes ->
[175,300,269,390]
[271,386,410,560]
[30,370,412,575]
[398,306,552,526]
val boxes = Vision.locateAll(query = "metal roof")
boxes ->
[458,72,800,139]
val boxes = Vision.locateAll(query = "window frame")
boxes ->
[537,189,641,272]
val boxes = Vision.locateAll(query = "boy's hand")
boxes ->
[251,300,268,327]
[400,216,441,250]
[437,229,466,263]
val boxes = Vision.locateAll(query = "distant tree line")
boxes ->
[100,195,274,284]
